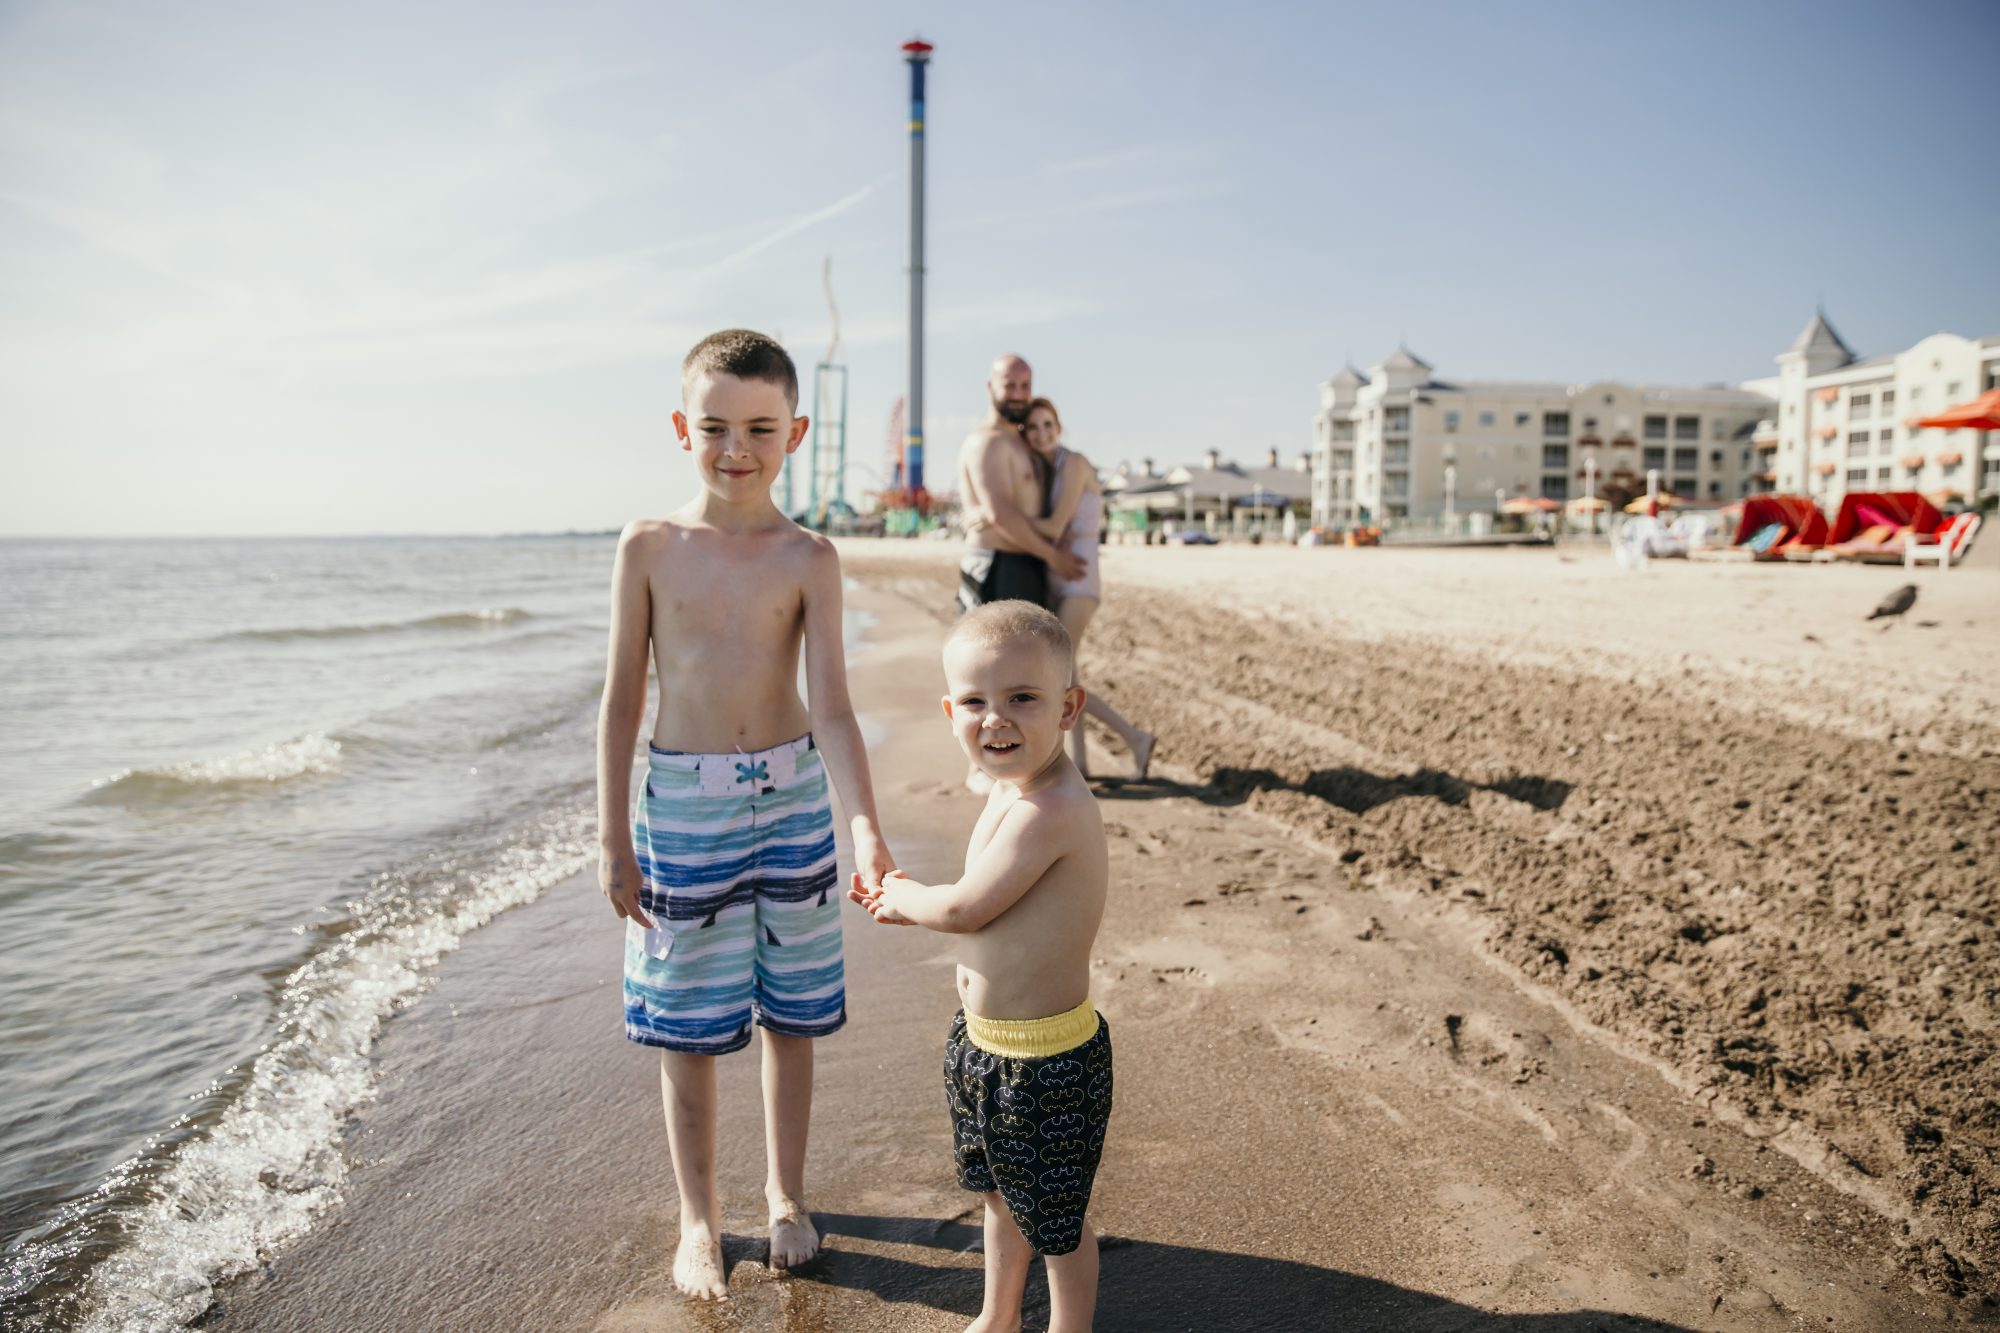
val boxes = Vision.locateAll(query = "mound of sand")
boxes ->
[845,540,1997,1299]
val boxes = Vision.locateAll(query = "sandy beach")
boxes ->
[203,539,1994,1331]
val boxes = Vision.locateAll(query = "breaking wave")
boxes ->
[84,734,346,805]
[220,608,532,644]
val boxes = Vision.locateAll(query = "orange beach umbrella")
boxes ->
[1915,389,2000,432]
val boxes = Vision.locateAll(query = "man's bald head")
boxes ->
[988,354,1033,426]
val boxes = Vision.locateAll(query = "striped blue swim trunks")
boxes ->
[623,733,845,1054]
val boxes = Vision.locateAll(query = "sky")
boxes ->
[2,0,1997,536]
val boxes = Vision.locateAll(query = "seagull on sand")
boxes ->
[1867,584,1919,621]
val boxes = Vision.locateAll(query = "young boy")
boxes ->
[598,329,896,1300]
[850,601,1112,1333]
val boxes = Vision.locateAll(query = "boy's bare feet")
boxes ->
[672,1223,727,1300]
[767,1197,820,1270]
[1128,730,1156,782]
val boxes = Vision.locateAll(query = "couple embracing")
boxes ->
[956,354,1155,784]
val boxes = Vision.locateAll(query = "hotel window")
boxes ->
[1673,416,1699,440]
[1942,457,1962,476]
[1582,416,1598,431]
[1515,411,1532,427]
[1846,467,1869,485]
[1877,428,1894,452]
[1708,480,1722,498]
[1643,446,1667,471]
[1542,412,1570,436]
[1850,393,1872,419]
[1711,419,1726,439]
[1947,382,1962,399]
[1877,467,1894,484]
[1881,389,1895,409]
[1643,415,1668,439]
[1444,411,1460,433]
[1542,444,1569,469]
[1673,475,1698,494]
[1384,408,1409,434]
[1673,448,1698,471]
[1541,474,1569,500]
[1478,411,1495,427]
[1848,431,1869,447]
[1710,449,1723,466]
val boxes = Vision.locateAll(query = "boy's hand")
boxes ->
[600,851,654,928]
[852,824,896,894]
[870,869,923,925]
[847,870,915,925]
[1050,548,1087,583]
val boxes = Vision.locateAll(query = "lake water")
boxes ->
[0,535,624,1330]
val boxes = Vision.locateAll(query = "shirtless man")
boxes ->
[958,354,1086,614]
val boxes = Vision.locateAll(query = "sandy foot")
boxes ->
[671,1224,727,1300]
[767,1199,819,1270]
[1128,729,1156,781]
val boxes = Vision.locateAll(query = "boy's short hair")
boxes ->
[683,329,799,411]
[945,601,1073,680]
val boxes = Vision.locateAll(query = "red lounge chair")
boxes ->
[1732,495,1827,562]
[1823,492,1943,563]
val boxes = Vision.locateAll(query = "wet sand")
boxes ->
[207,543,1990,1330]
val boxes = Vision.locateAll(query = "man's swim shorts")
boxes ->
[957,548,1050,615]
[623,733,844,1054]
[945,999,1113,1255]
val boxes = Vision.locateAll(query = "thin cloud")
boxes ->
[710,176,893,270]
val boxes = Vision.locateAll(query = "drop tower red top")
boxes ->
[902,39,933,58]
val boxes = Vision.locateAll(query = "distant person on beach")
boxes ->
[958,354,1086,613]
[1019,396,1156,782]
[849,601,1113,1333]
[597,329,896,1300]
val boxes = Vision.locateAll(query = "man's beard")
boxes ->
[995,397,1030,425]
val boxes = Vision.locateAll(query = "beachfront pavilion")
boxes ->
[1105,449,1312,538]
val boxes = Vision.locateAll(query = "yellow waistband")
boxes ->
[964,999,1099,1060]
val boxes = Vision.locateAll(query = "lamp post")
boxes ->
[1584,453,1598,535]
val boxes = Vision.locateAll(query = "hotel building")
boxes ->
[1313,315,2000,530]
[1747,313,2000,507]
[1310,349,1768,527]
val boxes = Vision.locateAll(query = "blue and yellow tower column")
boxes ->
[902,38,931,499]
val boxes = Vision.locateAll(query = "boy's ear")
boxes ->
[672,410,692,452]
[1058,685,1086,731]
[939,695,954,721]
[788,416,810,452]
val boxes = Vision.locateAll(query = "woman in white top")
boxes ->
[1021,397,1156,781]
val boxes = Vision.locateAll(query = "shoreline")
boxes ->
[201,552,1973,1330]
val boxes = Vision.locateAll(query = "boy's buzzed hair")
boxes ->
[945,601,1074,680]
[683,329,799,411]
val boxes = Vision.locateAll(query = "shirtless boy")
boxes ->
[958,354,1086,612]
[850,602,1112,1333]
[598,329,895,1300]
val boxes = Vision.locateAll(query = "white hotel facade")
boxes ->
[1750,314,2000,506]
[1311,314,2000,529]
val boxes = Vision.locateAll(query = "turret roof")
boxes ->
[1788,310,1856,362]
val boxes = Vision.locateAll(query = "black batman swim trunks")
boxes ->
[944,1003,1113,1256]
